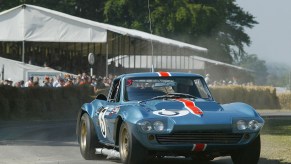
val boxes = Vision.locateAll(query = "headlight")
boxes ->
[248,120,260,131]
[153,121,164,132]
[235,119,263,131]
[237,120,247,130]
[139,121,152,132]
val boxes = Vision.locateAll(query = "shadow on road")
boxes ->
[1,120,290,164]
[0,120,77,147]
[106,157,289,164]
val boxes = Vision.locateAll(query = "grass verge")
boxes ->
[260,118,291,163]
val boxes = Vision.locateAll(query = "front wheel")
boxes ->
[79,113,103,160]
[231,135,261,164]
[119,122,148,164]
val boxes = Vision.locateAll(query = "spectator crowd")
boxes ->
[1,72,254,91]
[0,73,116,93]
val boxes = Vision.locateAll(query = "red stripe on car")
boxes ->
[192,144,207,151]
[176,98,203,116]
[157,72,171,77]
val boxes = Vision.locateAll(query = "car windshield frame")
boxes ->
[123,76,213,102]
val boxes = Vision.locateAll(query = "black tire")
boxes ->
[231,135,261,164]
[79,113,103,160]
[119,122,148,164]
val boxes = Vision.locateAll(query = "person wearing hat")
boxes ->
[43,76,52,87]
[56,78,65,87]
[7,78,13,86]
[205,74,211,84]
[64,78,73,87]
[53,75,61,87]
[24,76,34,87]
[79,76,88,85]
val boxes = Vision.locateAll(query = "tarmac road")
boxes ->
[0,120,231,164]
[0,113,289,164]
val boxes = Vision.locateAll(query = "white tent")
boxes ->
[0,4,207,52]
[0,56,65,84]
[0,5,107,42]
[0,4,208,76]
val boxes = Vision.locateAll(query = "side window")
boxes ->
[108,79,121,102]
[194,79,208,99]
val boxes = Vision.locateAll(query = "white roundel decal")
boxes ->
[98,107,108,138]
[153,109,189,117]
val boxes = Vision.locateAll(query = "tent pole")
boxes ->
[1,64,4,80]
[106,43,108,77]
[22,41,25,63]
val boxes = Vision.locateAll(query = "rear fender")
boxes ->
[114,116,123,146]
[76,103,94,139]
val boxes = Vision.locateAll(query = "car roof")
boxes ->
[116,72,204,79]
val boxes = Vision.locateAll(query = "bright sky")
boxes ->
[235,0,291,65]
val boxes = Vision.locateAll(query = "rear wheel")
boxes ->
[231,135,261,164]
[119,122,148,164]
[79,113,103,160]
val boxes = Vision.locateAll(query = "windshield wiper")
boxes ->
[139,95,176,104]
[139,93,197,104]
[167,93,197,99]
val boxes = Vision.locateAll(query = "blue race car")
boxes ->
[76,72,264,164]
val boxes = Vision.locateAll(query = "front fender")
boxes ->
[222,102,261,117]
[117,105,144,124]
[113,105,144,145]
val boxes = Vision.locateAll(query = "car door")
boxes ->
[96,78,121,144]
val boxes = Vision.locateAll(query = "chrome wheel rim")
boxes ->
[80,121,87,150]
[120,127,129,159]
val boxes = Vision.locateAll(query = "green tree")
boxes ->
[103,0,257,64]
[239,54,268,85]
[266,64,291,87]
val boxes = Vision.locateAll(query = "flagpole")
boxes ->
[22,41,25,63]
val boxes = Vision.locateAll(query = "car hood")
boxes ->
[143,98,223,112]
[137,99,257,131]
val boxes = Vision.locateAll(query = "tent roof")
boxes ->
[0,56,66,82]
[96,22,207,53]
[0,4,207,53]
[0,4,107,42]
[191,56,253,72]
[107,55,252,72]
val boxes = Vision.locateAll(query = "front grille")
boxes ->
[156,132,243,144]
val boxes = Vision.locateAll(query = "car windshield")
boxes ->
[124,77,212,101]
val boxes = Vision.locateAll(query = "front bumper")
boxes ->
[133,128,259,152]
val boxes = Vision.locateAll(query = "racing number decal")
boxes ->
[153,109,189,117]
[98,107,108,138]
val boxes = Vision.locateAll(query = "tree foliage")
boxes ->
[239,54,268,85]
[266,64,291,87]
[0,0,257,64]
[103,0,257,64]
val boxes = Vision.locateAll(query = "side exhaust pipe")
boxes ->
[96,148,120,159]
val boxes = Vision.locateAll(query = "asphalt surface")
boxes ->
[0,112,290,164]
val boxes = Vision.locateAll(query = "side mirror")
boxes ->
[96,94,107,100]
